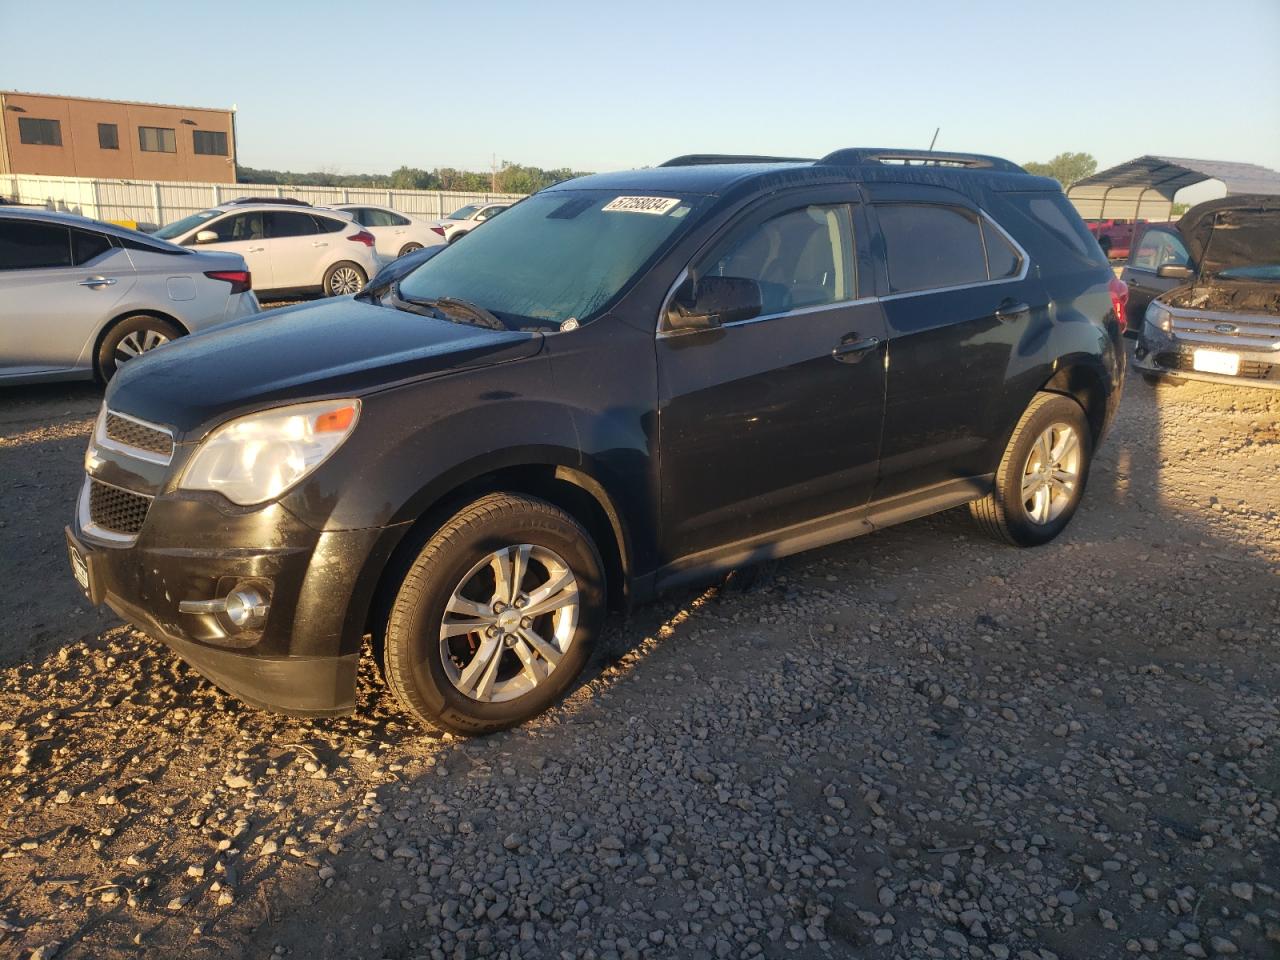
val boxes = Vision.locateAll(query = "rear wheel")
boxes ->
[323,261,367,296]
[970,392,1093,547]
[382,493,605,735]
[96,315,182,381]
[398,242,424,258]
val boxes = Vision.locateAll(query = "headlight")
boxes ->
[180,399,360,505]
[1144,302,1173,334]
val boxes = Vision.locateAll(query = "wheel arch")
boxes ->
[1040,358,1110,441]
[360,460,633,661]
[91,308,189,379]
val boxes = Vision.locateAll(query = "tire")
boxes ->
[969,392,1093,547]
[383,493,606,735]
[323,261,367,297]
[398,242,424,258]
[96,315,183,382]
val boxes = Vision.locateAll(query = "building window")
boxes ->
[192,130,228,156]
[138,126,176,153]
[18,117,62,146]
[98,123,119,150]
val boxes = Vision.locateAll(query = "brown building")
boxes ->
[0,91,237,183]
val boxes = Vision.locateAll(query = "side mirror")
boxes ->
[194,230,219,244]
[666,275,762,332]
[1156,264,1193,280]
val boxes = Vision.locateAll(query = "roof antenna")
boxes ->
[927,127,940,152]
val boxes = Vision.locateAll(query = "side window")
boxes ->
[875,204,988,293]
[0,220,72,270]
[476,206,496,221]
[701,204,856,315]
[387,211,411,226]
[265,211,319,238]
[312,215,347,234]
[98,123,119,150]
[364,209,395,227]
[981,219,1023,279]
[208,212,264,243]
[71,229,113,265]
[18,117,62,146]
[999,192,1110,269]
[1130,229,1189,272]
[347,208,373,226]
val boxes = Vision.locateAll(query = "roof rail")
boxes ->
[224,196,313,207]
[659,154,814,167]
[818,148,1025,174]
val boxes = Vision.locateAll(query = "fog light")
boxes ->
[179,580,270,632]
[224,586,269,630]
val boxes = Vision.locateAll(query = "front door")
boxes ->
[1121,226,1190,328]
[193,210,273,289]
[657,195,888,563]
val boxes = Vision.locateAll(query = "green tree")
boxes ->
[389,166,439,190]
[1022,152,1098,190]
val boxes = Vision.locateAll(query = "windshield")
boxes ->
[398,190,704,328]
[447,204,480,221]
[154,209,219,239]
[1219,264,1280,282]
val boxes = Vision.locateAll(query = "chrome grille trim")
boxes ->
[1165,304,1280,350]
[94,408,175,465]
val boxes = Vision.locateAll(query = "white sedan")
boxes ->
[333,204,443,260]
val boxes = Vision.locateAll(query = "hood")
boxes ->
[107,297,543,435]
[1177,194,1280,279]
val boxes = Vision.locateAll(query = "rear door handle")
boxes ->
[832,335,880,363]
[248,246,265,253]
[78,277,117,288]
[312,241,328,248]
[994,299,1030,321]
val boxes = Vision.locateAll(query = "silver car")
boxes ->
[0,208,259,384]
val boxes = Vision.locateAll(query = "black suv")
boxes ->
[66,148,1124,734]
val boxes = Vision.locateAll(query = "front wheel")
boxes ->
[96,315,182,381]
[970,392,1093,547]
[382,493,605,735]
[323,261,367,296]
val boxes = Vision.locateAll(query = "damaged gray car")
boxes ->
[1133,195,1280,389]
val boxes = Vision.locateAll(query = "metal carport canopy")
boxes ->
[1066,155,1280,220]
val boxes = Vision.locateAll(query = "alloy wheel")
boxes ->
[438,544,580,703]
[1020,422,1081,525]
[114,328,171,364]
[329,266,364,295]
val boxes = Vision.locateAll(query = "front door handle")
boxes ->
[312,241,328,248]
[78,277,117,288]
[832,335,880,363]
[994,299,1030,321]
[248,246,265,253]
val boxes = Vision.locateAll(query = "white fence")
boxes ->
[2,173,526,229]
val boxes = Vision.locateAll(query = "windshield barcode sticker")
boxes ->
[602,196,682,215]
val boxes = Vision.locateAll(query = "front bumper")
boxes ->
[68,483,407,716]
[1135,322,1280,390]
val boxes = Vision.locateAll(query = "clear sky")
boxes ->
[3,0,1278,177]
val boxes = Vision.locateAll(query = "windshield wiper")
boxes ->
[392,284,506,330]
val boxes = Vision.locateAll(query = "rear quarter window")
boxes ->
[996,192,1110,272]
[875,204,988,293]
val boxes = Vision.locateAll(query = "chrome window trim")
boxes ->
[655,207,1031,337]
[96,407,175,466]
[877,209,1030,302]
[78,476,151,546]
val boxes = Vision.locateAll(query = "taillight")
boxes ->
[430,226,446,237]
[204,270,251,294]
[347,230,375,247]
[1108,277,1129,331]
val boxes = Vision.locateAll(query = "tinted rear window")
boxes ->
[996,192,1110,271]
[876,204,988,293]
[0,220,72,270]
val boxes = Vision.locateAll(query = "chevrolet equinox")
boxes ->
[67,149,1125,734]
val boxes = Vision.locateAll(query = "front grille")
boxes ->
[1156,350,1277,381]
[104,413,173,460]
[88,479,152,535]
[1168,309,1280,349]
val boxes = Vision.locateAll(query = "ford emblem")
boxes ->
[1213,323,1237,334]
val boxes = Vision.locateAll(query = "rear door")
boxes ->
[263,210,327,289]
[866,191,1043,499]
[0,219,136,377]
[1121,226,1190,328]
[657,190,888,561]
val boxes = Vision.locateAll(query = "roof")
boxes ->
[1067,155,1280,219]
[0,89,234,114]
[0,206,185,244]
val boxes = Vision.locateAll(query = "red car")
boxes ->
[1085,219,1147,260]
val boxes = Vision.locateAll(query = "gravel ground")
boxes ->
[1,370,1278,960]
